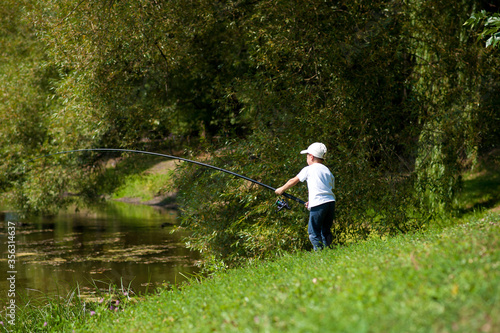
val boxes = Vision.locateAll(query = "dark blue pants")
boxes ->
[308,201,335,251]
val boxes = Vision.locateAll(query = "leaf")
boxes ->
[486,16,500,28]
[463,18,476,27]
[485,35,500,48]
[482,27,499,36]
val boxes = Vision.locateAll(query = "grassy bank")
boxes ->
[8,210,493,333]
[3,161,498,332]
[97,154,176,202]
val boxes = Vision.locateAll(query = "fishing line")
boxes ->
[30,148,306,208]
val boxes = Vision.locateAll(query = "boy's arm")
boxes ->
[275,176,300,195]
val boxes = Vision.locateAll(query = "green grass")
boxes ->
[457,171,500,213]
[94,154,175,201]
[17,210,494,333]
[3,164,498,332]
[0,280,136,332]
[111,173,173,201]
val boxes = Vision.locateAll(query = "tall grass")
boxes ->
[0,280,136,332]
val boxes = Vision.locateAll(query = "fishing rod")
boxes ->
[30,148,306,210]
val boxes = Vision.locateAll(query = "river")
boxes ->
[0,201,200,301]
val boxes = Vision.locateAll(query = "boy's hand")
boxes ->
[275,187,285,195]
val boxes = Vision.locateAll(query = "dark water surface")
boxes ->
[0,201,200,300]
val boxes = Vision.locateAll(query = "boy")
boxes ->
[275,142,335,250]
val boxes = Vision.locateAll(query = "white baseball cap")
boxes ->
[300,142,327,159]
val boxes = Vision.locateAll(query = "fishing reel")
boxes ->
[275,198,291,211]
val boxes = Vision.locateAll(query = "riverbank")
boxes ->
[103,155,179,210]
[3,155,498,332]
[7,209,498,332]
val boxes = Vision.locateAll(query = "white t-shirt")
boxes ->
[297,163,335,208]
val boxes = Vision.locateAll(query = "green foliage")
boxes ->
[407,0,499,216]
[173,0,431,266]
[2,0,500,264]
[464,10,500,48]
[174,145,309,267]
[0,0,93,215]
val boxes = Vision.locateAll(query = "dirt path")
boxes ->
[144,159,179,175]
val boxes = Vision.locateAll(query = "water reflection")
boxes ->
[0,201,200,299]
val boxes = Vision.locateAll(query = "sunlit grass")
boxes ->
[111,173,173,201]
[95,154,176,202]
[74,211,499,333]
[2,211,498,332]
[3,163,498,332]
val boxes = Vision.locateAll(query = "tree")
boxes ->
[2,0,499,266]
